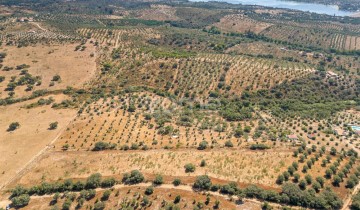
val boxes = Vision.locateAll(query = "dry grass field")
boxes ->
[214,14,273,34]
[0,94,77,189]
[0,42,97,99]
[136,4,179,21]
[11,149,294,188]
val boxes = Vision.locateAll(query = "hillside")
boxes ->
[0,0,359,210]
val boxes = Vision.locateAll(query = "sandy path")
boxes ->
[30,22,47,31]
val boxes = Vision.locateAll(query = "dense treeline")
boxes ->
[193,175,343,209]
[219,71,359,119]
[10,172,343,209]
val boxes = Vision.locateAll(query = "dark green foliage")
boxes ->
[11,194,30,208]
[93,201,105,210]
[281,183,342,209]
[293,173,300,183]
[224,140,233,147]
[332,175,342,187]
[62,199,72,210]
[49,121,58,130]
[184,163,196,173]
[299,179,307,189]
[104,18,164,27]
[153,174,163,185]
[93,141,116,151]
[316,176,325,187]
[52,74,61,82]
[197,141,208,150]
[173,178,181,186]
[193,175,212,190]
[174,195,181,204]
[200,160,206,167]
[122,170,144,185]
[7,122,20,131]
[86,173,102,189]
[250,144,269,150]
[276,174,284,185]
[351,192,360,210]
[101,177,116,188]
[101,190,111,201]
[242,72,358,119]
[11,185,28,197]
[219,182,238,195]
[79,189,96,200]
[145,186,154,195]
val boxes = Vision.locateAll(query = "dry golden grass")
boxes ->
[13,148,294,188]
[0,94,77,189]
[214,14,273,34]
[0,42,97,99]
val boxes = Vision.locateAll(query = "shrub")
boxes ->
[93,201,105,210]
[224,140,233,147]
[174,195,181,203]
[193,175,212,190]
[312,181,321,192]
[79,189,96,200]
[85,173,102,189]
[101,190,111,201]
[52,75,61,82]
[122,170,144,185]
[62,199,72,210]
[11,185,28,197]
[332,175,341,187]
[184,163,196,173]
[7,122,20,131]
[250,144,269,150]
[153,174,163,185]
[11,194,30,208]
[305,175,312,185]
[173,178,181,186]
[93,141,111,151]
[198,141,208,150]
[351,192,360,209]
[127,103,136,112]
[101,178,116,188]
[299,179,306,189]
[293,173,300,183]
[145,186,154,195]
[316,176,325,187]
[49,122,58,130]
[200,160,206,167]
[276,174,284,184]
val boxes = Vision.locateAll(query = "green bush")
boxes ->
[86,173,102,189]
[11,194,30,208]
[145,186,154,195]
[173,178,181,186]
[153,174,163,185]
[184,163,196,173]
[7,122,20,131]
[94,201,105,210]
[122,170,144,185]
[193,175,212,190]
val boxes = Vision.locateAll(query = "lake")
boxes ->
[189,0,356,16]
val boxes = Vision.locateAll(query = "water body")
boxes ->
[190,0,356,16]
